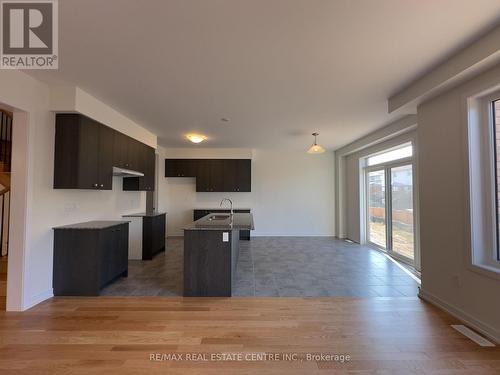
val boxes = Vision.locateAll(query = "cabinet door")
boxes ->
[54,114,80,189]
[98,125,114,190]
[165,159,180,177]
[235,159,251,192]
[112,131,129,169]
[196,160,211,192]
[127,139,143,172]
[210,159,225,192]
[139,146,155,191]
[106,225,128,280]
[165,159,197,177]
[152,215,166,252]
[77,117,100,189]
[116,224,128,275]
[222,159,237,192]
[99,228,114,287]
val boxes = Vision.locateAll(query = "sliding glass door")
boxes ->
[365,144,415,264]
[367,170,386,248]
[390,165,414,260]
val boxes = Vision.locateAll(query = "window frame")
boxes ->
[467,89,500,278]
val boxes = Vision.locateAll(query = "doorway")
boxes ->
[0,109,12,309]
[365,143,416,265]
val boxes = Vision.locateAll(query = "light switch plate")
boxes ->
[222,232,229,242]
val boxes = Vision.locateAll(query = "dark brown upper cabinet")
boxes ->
[165,158,251,192]
[165,159,197,177]
[54,114,112,190]
[223,159,251,192]
[54,113,156,191]
[112,131,129,169]
[123,144,156,191]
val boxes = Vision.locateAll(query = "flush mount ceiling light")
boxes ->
[186,134,207,144]
[307,132,325,154]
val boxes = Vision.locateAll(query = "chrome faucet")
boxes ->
[220,198,233,216]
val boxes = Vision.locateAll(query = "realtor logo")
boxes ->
[1,0,58,69]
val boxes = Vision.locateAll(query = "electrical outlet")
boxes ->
[222,232,229,242]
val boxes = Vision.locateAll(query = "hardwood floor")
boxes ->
[0,256,6,310]
[0,296,499,374]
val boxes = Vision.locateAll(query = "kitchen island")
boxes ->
[183,212,254,297]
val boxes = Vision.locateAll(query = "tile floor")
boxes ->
[101,237,420,297]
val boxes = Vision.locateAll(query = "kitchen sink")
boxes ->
[208,214,231,221]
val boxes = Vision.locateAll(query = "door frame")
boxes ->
[364,154,417,267]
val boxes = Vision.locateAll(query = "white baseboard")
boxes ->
[24,288,53,311]
[419,288,500,344]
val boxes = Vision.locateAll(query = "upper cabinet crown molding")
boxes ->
[54,113,155,191]
[165,158,251,192]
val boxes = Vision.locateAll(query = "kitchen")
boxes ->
[51,113,256,297]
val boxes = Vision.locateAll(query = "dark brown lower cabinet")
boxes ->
[193,209,251,240]
[142,213,166,260]
[53,223,129,296]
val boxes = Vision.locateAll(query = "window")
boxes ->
[494,100,500,260]
[467,91,500,276]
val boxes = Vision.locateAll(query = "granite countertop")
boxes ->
[184,213,254,231]
[122,211,167,218]
[53,220,130,230]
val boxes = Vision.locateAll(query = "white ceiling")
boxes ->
[29,0,500,150]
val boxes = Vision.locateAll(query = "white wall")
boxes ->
[0,70,156,310]
[417,62,500,342]
[158,147,335,237]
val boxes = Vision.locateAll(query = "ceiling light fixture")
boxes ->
[186,134,207,144]
[307,132,325,154]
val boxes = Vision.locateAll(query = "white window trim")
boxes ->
[466,89,500,279]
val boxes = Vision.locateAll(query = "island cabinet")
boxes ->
[184,229,240,297]
[54,113,156,191]
[53,221,129,296]
[165,158,251,192]
[183,212,254,297]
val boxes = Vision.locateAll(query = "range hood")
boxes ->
[112,166,144,177]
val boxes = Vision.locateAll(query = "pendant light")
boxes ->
[307,132,325,154]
